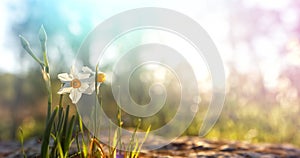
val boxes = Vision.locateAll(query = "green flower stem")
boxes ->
[95,64,99,136]
[20,26,55,157]
[38,26,55,157]
[19,26,52,118]
[43,70,52,122]
[39,26,52,116]
[117,105,122,151]
[58,93,64,108]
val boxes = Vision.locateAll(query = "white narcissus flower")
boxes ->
[58,66,94,104]
[82,66,106,92]
[81,66,96,94]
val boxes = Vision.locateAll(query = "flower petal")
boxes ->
[82,66,94,74]
[84,85,95,94]
[86,76,95,83]
[57,87,72,94]
[70,65,77,76]
[58,73,72,82]
[79,82,89,92]
[69,89,82,104]
[76,73,90,80]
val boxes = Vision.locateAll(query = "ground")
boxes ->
[1,137,300,157]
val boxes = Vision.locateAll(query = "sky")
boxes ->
[0,0,299,92]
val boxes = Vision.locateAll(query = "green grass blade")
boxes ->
[61,105,70,153]
[41,107,58,158]
[57,106,64,133]
[135,125,151,158]
[111,129,119,157]
[78,114,87,158]
[50,133,58,158]
[46,103,51,123]
[131,139,139,158]
[63,105,70,135]
[18,127,27,158]
[64,115,76,156]
[127,119,141,152]
[75,126,81,157]
[56,140,64,158]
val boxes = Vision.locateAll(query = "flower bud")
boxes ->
[97,72,106,83]
[39,25,47,43]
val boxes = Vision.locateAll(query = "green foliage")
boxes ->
[19,26,150,158]
[20,26,77,158]
[184,100,300,147]
[108,108,151,158]
[48,105,76,158]
[76,114,88,158]
[42,106,57,158]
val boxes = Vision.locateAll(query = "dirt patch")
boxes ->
[1,136,300,157]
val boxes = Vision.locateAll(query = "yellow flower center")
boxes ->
[71,78,81,88]
[97,73,106,83]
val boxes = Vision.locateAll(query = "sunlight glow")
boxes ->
[99,29,211,83]
[285,39,300,66]
[0,0,16,72]
[153,68,167,82]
